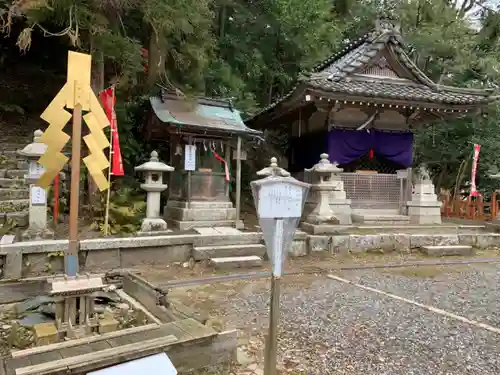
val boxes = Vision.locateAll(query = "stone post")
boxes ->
[135,151,174,235]
[17,130,53,240]
[407,165,442,225]
[303,154,352,226]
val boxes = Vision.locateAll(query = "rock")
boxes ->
[105,284,117,292]
[38,304,55,318]
[17,313,53,327]
[94,291,119,304]
[237,348,254,366]
[1,324,11,330]
[15,296,54,314]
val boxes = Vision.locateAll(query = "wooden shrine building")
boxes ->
[145,91,262,230]
[246,18,497,217]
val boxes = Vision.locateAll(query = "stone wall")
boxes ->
[1,231,500,279]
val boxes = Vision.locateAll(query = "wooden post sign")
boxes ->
[36,51,111,277]
[250,159,310,375]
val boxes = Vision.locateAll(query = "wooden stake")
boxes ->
[264,275,281,375]
[235,136,242,226]
[66,104,82,277]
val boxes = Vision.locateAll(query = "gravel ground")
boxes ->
[166,265,500,375]
[343,262,500,327]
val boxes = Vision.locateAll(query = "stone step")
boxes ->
[420,245,474,256]
[0,177,27,188]
[0,199,29,213]
[209,256,263,269]
[194,243,266,260]
[167,219,243,231]
[0,211,28,226]
[194,232,263,247]
[0,188,29,200]
[352,214,410,225]
[5,169,28,179]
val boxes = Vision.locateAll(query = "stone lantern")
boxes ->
[303,154,352,228]
[135,151,174,234]
[17,129,53,240]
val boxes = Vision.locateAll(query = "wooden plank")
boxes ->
[167,298,209,324]
[25,351,62,366]
[173,318,216,339]
[167,329,237,373]
[114,289,162,324]
[12,324,160,358]
[15,335,178,375]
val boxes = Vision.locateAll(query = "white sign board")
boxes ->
[31,186,46,205]
[29,162,45,178]
[257,182,303,218]
[396,169,408,180]
[184,145,196,171]
[86,353,177,375]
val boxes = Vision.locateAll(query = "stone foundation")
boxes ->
[165,200,240,230]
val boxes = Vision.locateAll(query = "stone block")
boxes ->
[308,236,330,253]
[4,249,22,279]
[289,240,307,257]
[120,244,191,267]
[420,245,473,256]
[476,234,500,249]
[330,235,349,255]
[379,234,395,252]
[394,233,410,253]
[33,322,58,345]
[83,249,121,271]
[349,234,381,253]
[98,316,119,334]
[210,256,262,269]
[433,234,459,246]
[459,234,477,247]
[410,234,434,249]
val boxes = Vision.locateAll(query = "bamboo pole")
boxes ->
[103,88,115,236]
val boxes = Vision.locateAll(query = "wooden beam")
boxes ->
[11,324,161,358]
[15,335,178,375]
[235,136,242,226]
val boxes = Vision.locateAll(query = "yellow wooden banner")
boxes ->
[36,51,111,191]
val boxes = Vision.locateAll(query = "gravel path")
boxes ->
[342,263,500,327]
[166,264,500,375]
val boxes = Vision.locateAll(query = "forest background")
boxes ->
[2,0,500,221]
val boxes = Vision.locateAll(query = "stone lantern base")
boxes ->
[22,227,54,241]
[137,217,172,236]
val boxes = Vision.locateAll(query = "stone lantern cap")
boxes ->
[135,151,174,173]
[305,154,343,174]
[17,129,47,159]
[256,157,290,177]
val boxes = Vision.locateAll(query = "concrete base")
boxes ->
[21,227,53,241]
[168,219,244,231]
[140,217,168,233]
[420,245,473,256]
[136,230,173,237]
[165,200,241,230]
[210,256,263,269]
[301,222,352,235]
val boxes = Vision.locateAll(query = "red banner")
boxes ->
[100,87,124,176]
[470,143,481,197]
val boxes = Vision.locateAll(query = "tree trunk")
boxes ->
[147,27,167,90]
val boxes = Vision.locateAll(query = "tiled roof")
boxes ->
[246,19,496,126]
[150,96,262,136]
[308,78,492,105]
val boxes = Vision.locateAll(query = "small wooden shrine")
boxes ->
[48,275,107,339]
[146,91,262,230]
[246,18,497,214]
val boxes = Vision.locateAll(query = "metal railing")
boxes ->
[339,172,407,209]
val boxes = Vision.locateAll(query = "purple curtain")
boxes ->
[327,129,413,167]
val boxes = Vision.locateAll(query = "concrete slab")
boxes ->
[210,256,263,269]
[194,244,266,260]
[420,245,473,256]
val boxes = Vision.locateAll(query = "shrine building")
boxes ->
[246,18,497,218]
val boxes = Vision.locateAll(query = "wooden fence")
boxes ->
[440,192,498,221]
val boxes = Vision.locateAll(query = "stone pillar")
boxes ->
[135,151,174,235]
[17,130,53,240]
[303,154,352,226]
[407,165,442,225]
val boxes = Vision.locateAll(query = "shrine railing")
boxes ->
[169,171,229,201]
[440,192,498,221]
[339,172,410,210]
